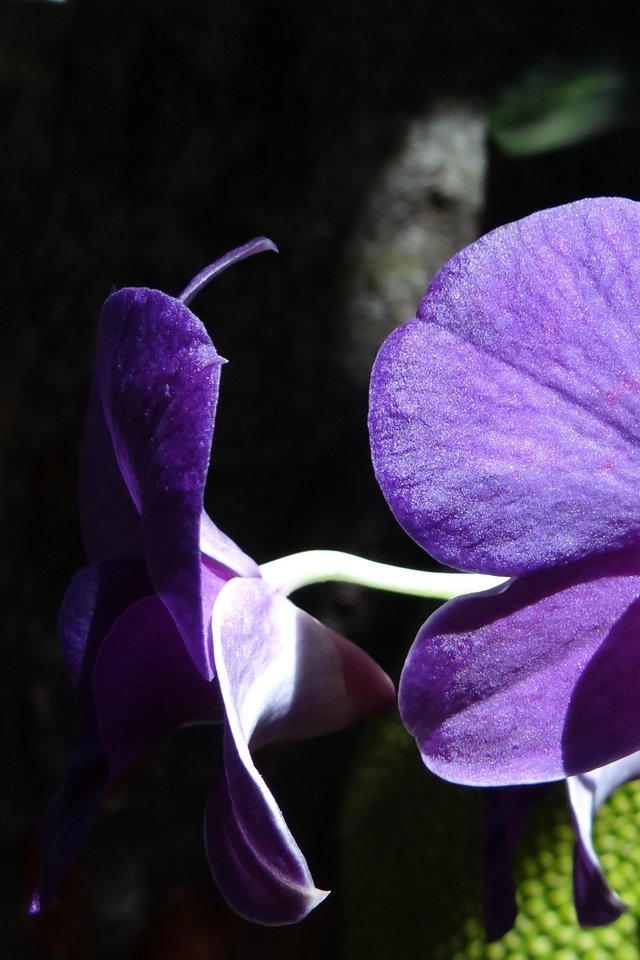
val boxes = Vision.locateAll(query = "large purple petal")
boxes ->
[96,288,224,679]
[567,751,640,926]
[205,578,393,923]
[369,197,640,576]
[399,547,640,786]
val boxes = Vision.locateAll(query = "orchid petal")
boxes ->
[30,743,108,914]
[96,288,224,679]
[399,547,640,786]
[79,380,143,564]
[93,594,223,781]
[33,560,154,913]
[567,751,640,926]
[204,730,328,925]
[370,197,640,576]
[58,558,153,733]
[205,578,393,923]
[34,580,224,913]
[483,785,549,941]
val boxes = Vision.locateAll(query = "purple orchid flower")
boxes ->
[368,197,640,930]
[32,239,394,925]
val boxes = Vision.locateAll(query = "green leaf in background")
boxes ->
[341,713,640,959]
[490,61,637,157]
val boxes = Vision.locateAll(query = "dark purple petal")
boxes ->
[30,743,109,914]
[79,378,143,565]
[33,559,153,913]
[399,547,640,785]
[204,728,328,925]
[204,578,393,923]
[483,785,549,941]
[567,752,640,926]
[34,579,223,913]
[93,593,222,780]
[369,197,640,576]
[58,558,153,735]
[96,288,224,678]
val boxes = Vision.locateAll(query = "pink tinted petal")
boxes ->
[205,578,393,923]
[399,548,640,786]
[567,752,640,926]
[97,288,224,679]
[370,197,640,576]
[94,594,223,781]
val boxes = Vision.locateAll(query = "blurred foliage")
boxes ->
[342,712,640,959]
[490,60,638,157]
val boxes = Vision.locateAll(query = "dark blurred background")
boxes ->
[3,1,640,957]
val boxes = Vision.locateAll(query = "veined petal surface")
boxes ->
[96,288,224,678]
[205,578,393,923]
[370,197,640,576]
[399,548,640,786]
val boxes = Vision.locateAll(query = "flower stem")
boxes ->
[259,550,505,599]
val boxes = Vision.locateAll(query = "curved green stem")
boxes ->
[259,549,505,599]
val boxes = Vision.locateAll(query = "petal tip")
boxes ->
[27,892,42,917]
[336,635,396,723]
[303,884,330,917]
